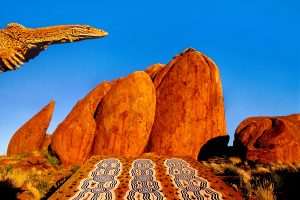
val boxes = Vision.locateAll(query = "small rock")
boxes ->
[27,157,39,165]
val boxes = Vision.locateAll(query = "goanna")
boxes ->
[0,23,108,72]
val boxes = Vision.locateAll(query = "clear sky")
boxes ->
[0,0,299,155]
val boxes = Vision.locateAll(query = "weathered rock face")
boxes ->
[149,48,227,159]
[51,82,111,165]
[7,101,55,155]
[233,114,300,163]
[144,63,165,80]
[92,71,156,156]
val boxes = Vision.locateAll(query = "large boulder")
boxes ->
[233,114,300,163]
[92,71,156,156]
[7,101,55,155]
[148,48,227,159]
[51,81,111,165]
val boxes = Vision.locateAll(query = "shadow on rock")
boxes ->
[198,136,230,161]
[0,179,23,200]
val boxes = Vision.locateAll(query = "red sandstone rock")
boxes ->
[149,48,227,159]
[7,101,55,155]
[234,114,300,163]
[51,81,111,165]
[144,63,165,80]
[92,71,156,156]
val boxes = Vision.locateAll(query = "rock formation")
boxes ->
[7,100,55,155]
[8,48,230,164]
[92,71,156,156]
[234,114,300,163]
[51,82,111,165]
[148,48,227,159]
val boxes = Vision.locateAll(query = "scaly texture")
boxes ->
[0,23,108,72]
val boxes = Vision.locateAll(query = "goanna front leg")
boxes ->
[0,47,25,71]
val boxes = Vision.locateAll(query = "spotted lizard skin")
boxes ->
[0,23,108,72]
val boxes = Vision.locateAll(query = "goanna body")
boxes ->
[0,23,108,72]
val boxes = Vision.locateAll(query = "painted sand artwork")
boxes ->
[0,1,299,200]
[49,156,240,200]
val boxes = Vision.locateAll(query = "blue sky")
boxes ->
[0,0,299,155]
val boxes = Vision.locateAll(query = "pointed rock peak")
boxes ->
[181,47,197,54]
[46,100,55,110]
[7,100,55,155]
[175,48,211,61]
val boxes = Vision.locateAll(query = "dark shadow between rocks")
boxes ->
[232,139,248,159]
[198,136,230,161]
[0,179,23,200]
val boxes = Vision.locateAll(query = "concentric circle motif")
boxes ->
[70,158,122,200]
[125,159,165,200]
[165,158,223,200]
